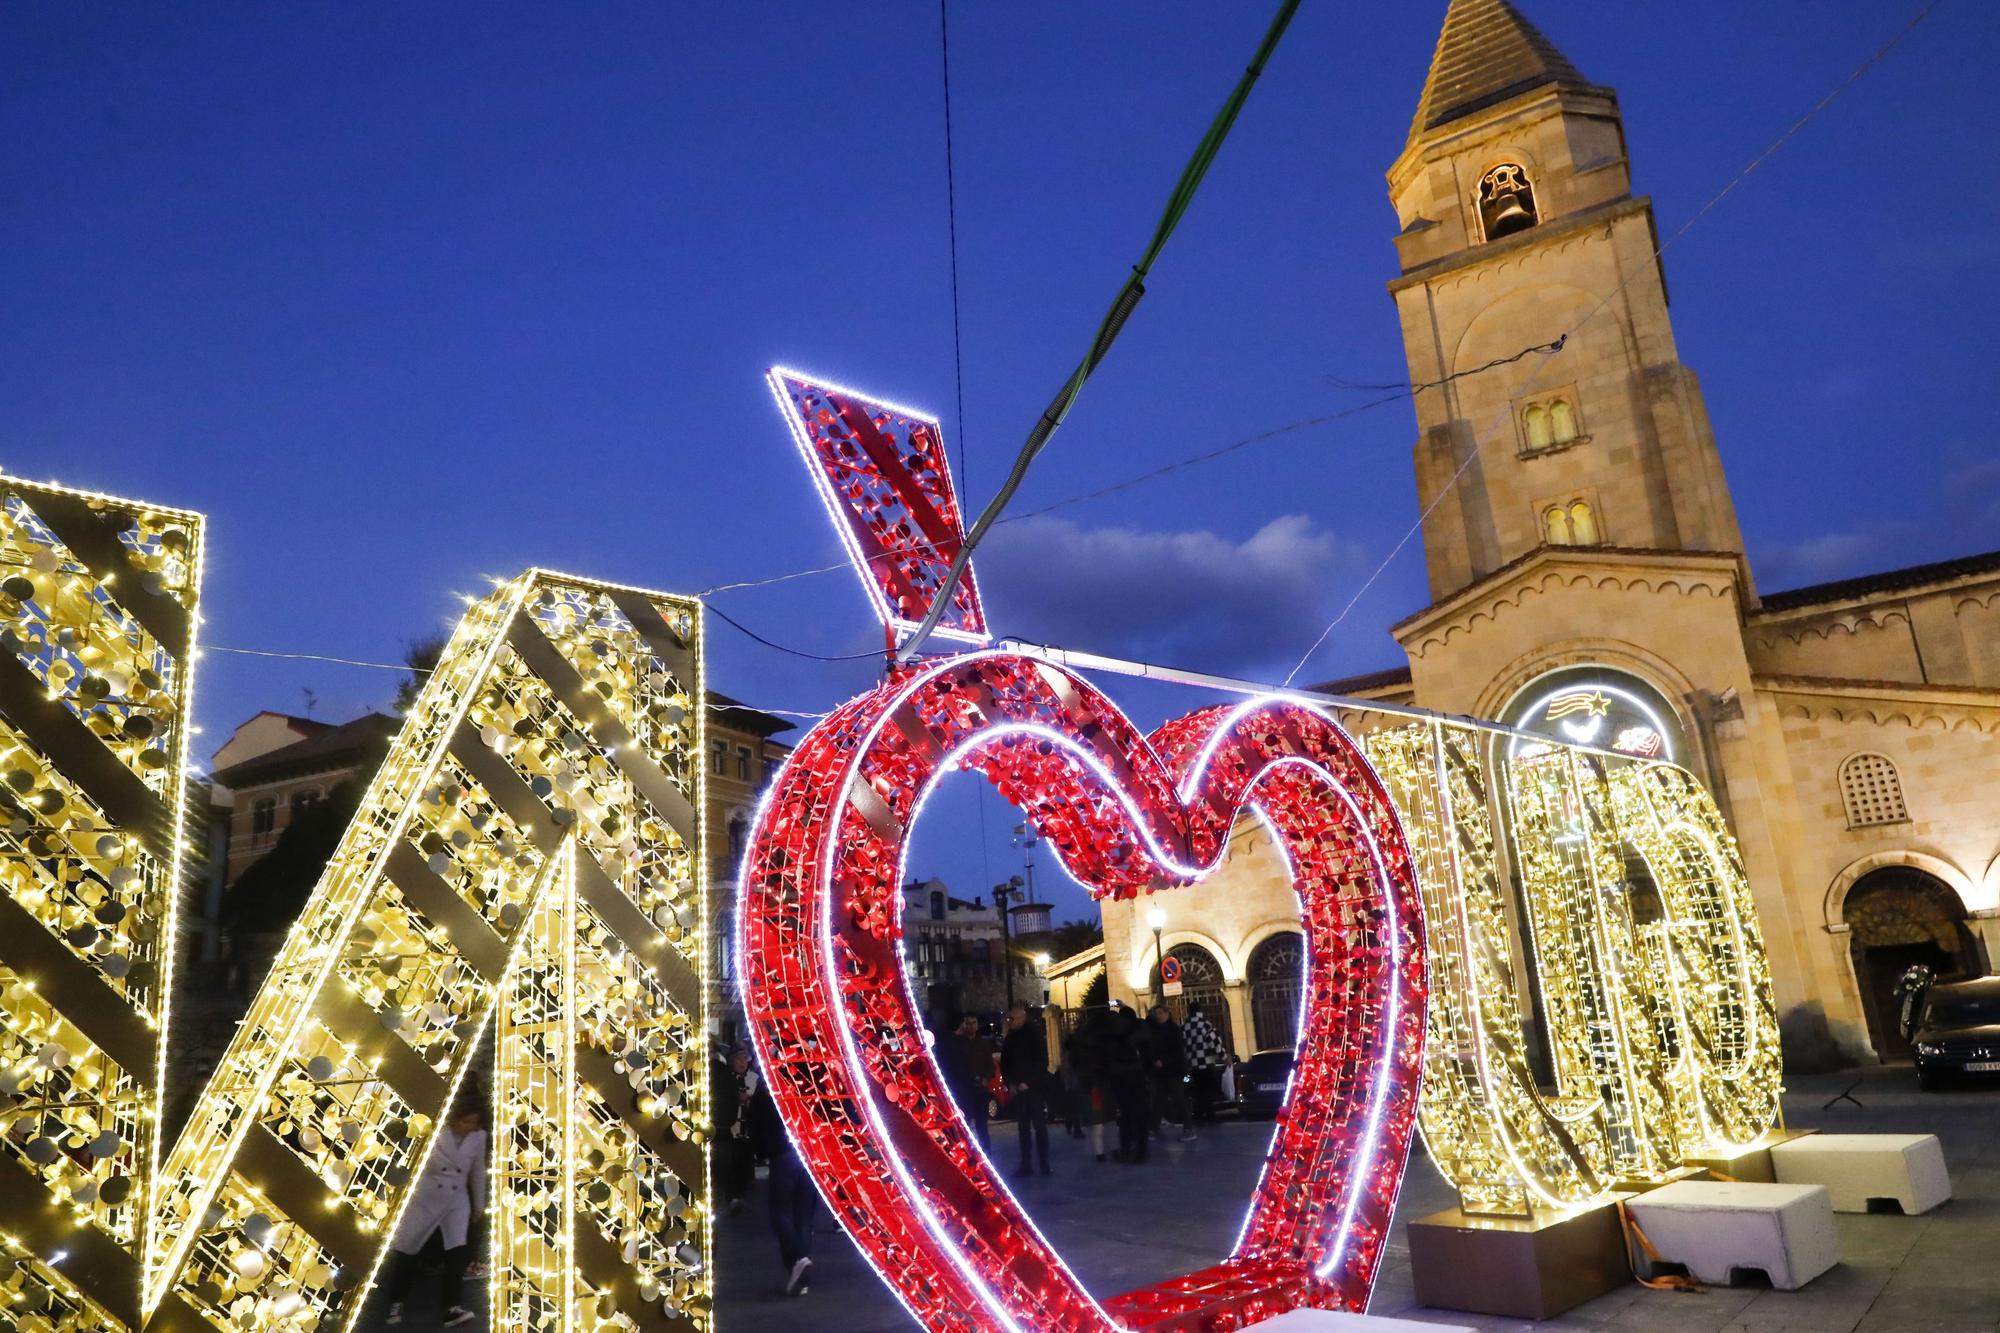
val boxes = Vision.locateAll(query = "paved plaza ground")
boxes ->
[360,1065,1999,1331]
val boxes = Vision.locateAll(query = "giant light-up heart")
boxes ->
[738,650,1427,1330]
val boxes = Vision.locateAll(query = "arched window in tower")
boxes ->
[1549,398,1578,444]
[1840,753,1909,828]
[1569,500,1599,545]
[1544,506,1571,546]
[1477,162,1538,240]
[1524,404,1552,451]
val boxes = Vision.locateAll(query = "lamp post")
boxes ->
[1147,905,1167,1007]
[994,875,1026,1010]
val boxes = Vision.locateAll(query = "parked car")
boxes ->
[1911,975,2000,1089]
[1237,1048,1296,1119]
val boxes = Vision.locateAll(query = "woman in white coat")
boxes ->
[386,1102,487,1326]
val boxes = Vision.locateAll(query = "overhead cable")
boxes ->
[896,0,1304,661]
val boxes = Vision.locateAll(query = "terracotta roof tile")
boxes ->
[1757,548,2000,612]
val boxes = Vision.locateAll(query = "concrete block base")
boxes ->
[1770,1132,1951,1214]
[1405,1199,1631,1319]
[1624,1180,1839,1290]
[1247,1313,1473,1331]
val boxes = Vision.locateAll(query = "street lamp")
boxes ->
[1147,905,1167,1007]
[994,875,1027,1009]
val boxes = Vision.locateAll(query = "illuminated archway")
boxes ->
[1502,664,1688,763]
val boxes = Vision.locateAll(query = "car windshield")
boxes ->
[1924,991,2000,1027]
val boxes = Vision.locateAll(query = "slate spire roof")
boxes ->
[1409,0,1594,144]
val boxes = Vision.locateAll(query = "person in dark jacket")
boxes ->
[747,1077,816,1296]
[1107,1002,1151,1163]
[1000,1004,1052,1177]
[1148,1004,1191,1139]
[937,1013,992,1147]
[1065,1008,1118,1163]
[712,1046,758,1212]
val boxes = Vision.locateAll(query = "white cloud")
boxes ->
[978,513,1366,676]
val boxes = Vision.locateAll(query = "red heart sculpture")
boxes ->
[740,652,1427,1331]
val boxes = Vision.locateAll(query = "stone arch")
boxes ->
[1147,939,1231,1037]
[1145,927,1232,981]
[1468,148,1548,241]
[1837,861,1988,1059]
[1473,637,1704,736]
[1478,644,1707,779]
[1234,917,1309,980]
[1245,931,1307,1052]
[1822,850,1977,930]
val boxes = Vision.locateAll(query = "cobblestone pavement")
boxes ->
[355,1066,1998,1330]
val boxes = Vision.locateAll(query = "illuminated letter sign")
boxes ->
[0,467,711,1333]
[1364,720,1780,1216]
[0,473,203,1329]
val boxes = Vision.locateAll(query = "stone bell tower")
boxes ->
[1388,0,1747,602]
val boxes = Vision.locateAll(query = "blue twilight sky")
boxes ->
[5,3,1998,925]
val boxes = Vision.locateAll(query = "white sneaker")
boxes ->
[443,1307,476,1327]
[385,1305,404,1326]
[785,1256,812,1296]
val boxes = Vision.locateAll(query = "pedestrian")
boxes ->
[1146,1004,1194,1140]
[713,1045,758,1213]
[747,1075,816,1297]
[1066,1007,1118,1162]
[384,1101,485,1327]
[1000,1004,1053,1177]
[1108,1002,1150,1164]
[1182,1004,1230,1126]
[1055,1024,1086,1139]
[939,1013,992,1148]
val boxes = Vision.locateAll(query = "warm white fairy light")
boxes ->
[0,490,711,1333]
[1363,714,1781,1219]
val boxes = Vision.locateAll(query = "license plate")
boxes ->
[1968,1061,2000,1073]
[1258,1083,1286,1092]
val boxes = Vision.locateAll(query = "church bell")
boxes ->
[1483,187,1534,238]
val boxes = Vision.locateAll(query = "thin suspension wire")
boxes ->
[897,0,1304,661]
[703,334,1561,598]
[1279,0,1941,685]
[940,0,969,489]
[704,602,883,662]
[207,640,824,719]
[205,644,420,672]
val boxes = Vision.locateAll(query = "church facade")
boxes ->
[1098,0,2000,1065]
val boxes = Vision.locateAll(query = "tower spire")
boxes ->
[1409,0,1593,146]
